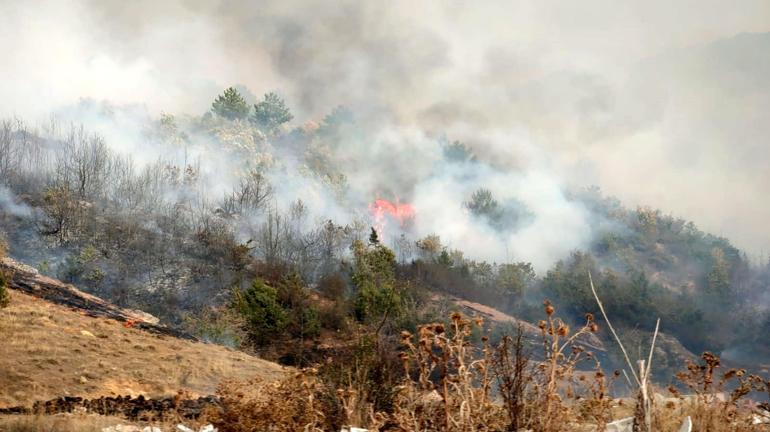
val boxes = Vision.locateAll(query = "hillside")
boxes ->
[0,258,286,408]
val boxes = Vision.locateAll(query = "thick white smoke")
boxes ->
[1,0,769,262]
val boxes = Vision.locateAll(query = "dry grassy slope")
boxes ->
[0,288,286,408]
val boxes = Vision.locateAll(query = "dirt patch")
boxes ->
[0,289,286,408]
[0,257,188,339]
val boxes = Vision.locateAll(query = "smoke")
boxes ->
[0,186,32,218]
[1,0,769,264]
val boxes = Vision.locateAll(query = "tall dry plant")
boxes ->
[669,352,770,431]
[392,312,504,431]
[527,300,607,431]
[491,326,532,431]
[391,304,606,432]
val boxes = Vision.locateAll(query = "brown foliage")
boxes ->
[210,304,770,432]
[669,351,770,431]
[210,371,328,432]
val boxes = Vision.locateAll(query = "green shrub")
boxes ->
[293,305,321,340]
[182,307,244,348]
[234,278,287,346]
[0,271,9,308]
[350,240,402,324]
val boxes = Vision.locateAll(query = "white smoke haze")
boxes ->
[1,0,769,265]
[0,186,32,218]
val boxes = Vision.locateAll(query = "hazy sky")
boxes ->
[1,0,769,257]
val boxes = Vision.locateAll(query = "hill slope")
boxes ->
[0,259,286,408]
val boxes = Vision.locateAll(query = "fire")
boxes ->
[370,198,415,236]
[372,199,415,224]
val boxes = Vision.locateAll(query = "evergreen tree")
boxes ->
[465,188,503,225]
[442,139,474,163]
[496,262,535,305]
[211,87,250,120]
[251,92,293,132]
[318,105,354,138]
[706,247,732,300]
[369,227,380,245]
[234,278,287,345]
[350,239,401,325]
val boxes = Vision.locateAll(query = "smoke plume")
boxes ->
[1,0,769,264]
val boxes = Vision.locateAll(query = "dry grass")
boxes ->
[0,290,286,408]
[209,371,329,432]
[210,302,770,432]
[209,303,620,431]
[2,285,768,431]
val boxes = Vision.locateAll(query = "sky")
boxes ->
[1,0,769,259]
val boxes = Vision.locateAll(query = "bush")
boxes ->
[350,240,402,325]
[275,273,321,340]
[0,234,8,308]
[319,301,348,331]
[318,272,347,301]
[0,231,7,257]
[211,372,330,432]
[182,307,244,348]
[0,270,9,308]
[211,303,770,431]
[233,278,287,346]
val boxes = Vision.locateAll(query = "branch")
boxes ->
[644,318,660,382]
[588,272,641,387]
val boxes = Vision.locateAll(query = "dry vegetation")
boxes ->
[0,290,286,408]
[206,302,770,432]
[1,284,768,431]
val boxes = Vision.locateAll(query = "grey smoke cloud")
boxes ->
[1,0,769,259]
[0,186,32,218]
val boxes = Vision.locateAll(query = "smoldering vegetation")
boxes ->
[4,1,770,255]
[0,90,769,373]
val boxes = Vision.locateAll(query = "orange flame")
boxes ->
[370,198,415,236]
[372,199,415,224]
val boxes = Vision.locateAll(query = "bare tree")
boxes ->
[0,120,18,184]
[219,169,272,218]
[56,126,111,201]
[38,185,82,244]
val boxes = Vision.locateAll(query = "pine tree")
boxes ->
[442,139,474,163]
[211,87,250,120]
[707,247,732,300]
[369,227,380,245]
[251,92,293,132]
[233,278,287,345]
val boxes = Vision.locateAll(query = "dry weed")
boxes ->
[668,351,770,431]
[210,369,328,432]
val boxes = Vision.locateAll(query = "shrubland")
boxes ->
[206,301,770,431]
[0,87,769,411]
